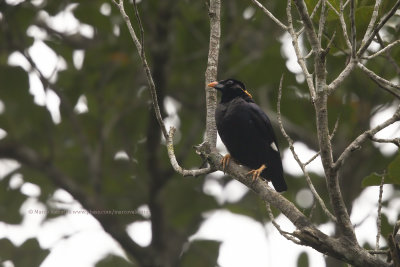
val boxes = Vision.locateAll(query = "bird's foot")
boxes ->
[220,154,231,173]
[247,164,267,182]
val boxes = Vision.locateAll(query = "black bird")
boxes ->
[208,79,287,192]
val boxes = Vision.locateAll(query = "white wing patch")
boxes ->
[270,142,278,152]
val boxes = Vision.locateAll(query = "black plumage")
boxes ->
[208,79,287,192]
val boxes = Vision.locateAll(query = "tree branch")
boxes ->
[350,0,356,58]
[250,0,288,30]
[292,0,320,52]
[339,0,352,51]
[376,174,384,250]
[195,144,391,266]
[357,62,400,91]
[167,127,213,176]
[327,59,356,93]
[277,76,336,222]
[266,203,301,244]
[357,0,400,57]
[360,0,382,49]
[204,0,221,149]
[334,104,400,170]
[286,0,316,100]
[370,137,400,148]
[113,0,215,178]
[113,0,168,139]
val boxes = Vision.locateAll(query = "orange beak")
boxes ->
[208,81,219,88]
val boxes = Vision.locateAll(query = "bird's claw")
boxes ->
[247,164,267,182]
[220,154,231,173]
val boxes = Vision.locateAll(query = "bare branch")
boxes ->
[334,105,400,170]
[368,249,390,255]
[375,34,400,76]
[113,0,168,139]
[167,127,213,176]
[365,73,400,100]
[277,75,336,222]
[357,62,400,90]
[132,0,145,58]
[370,137,400,148]
[327,59,356,93]
[293,0,320,52]
[364,40,400,60]
[250,0,288,30]
[317,0,327,45]
[357,0,400,57]
[323,31,336,54]
[305,114,339,166]
[113,0,219,178]
[204,0,221,149]
[350,0,356,58]
[360,0,382,49]
[376,174,384,250]
[326,0,339,16]
[339,0,353,51]
[266,203,301,244]
[296,0,323,37]
[287,0,316,100]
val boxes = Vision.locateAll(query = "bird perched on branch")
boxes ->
[208,79,287,192]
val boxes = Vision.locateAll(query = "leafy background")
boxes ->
[0,0,399,266]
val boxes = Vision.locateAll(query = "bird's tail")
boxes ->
[263,163,287,192]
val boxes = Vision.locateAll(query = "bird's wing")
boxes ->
[246,102,280,151]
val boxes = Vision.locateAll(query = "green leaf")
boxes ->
[0,179,26,224]
[362,153,400,187]
[362,173,399,187]
[179,240,221,267]
[0,238,49,266]
[297,252,309,267]
[95,254,132,267]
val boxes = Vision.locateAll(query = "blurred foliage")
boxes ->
[0,0,399,266]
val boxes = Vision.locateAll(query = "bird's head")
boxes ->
[208,79,252,102]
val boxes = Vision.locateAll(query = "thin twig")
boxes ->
[366,73,400,100]
[364,40,400,59]
[368,249,390,255]
[375,34,400,76]
[357,62,400,90]
[318,0,327,44]
[350,0,356,58]
[277,75,336,222]
[339,0,353,51]
[334,105,400,170]
[293,0,320,52]
[113,0,218,177]
[370,137,400,148]
[360,0,382,49]
[304,114,339,166]
[326,0,339,16]
[296,0,323,36]
[376,174,385,250]
[250,0,287,30]
[167,127,213,176]
[204,0,221,148]
[266,203,301,244]
[287,0,316,100]
[132,0,145,58]
[113,0,168,139]
[327,59,356,93]
[357,0,400,57]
